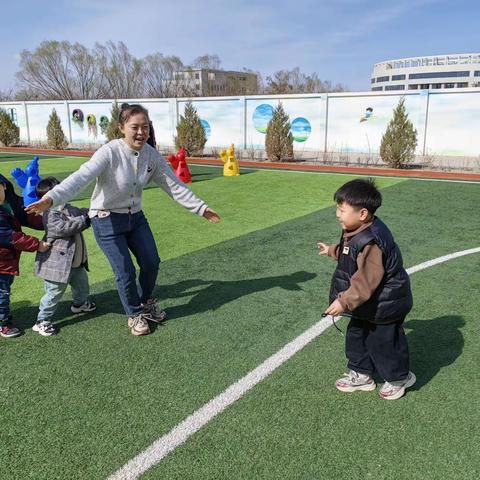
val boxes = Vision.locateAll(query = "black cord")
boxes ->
[322,313,345,336]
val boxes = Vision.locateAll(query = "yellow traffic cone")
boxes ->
[220,144,240,176]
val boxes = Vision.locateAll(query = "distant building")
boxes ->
[371,54,480,91]
[172,68,258,96]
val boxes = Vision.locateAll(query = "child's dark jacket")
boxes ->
[0,174,43,275]
[329,216,412,324]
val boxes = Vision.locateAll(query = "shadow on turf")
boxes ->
[154,270,317,320]
[405,315,464,390]
[190,169,255,183]
[11,289,124,333]
[12,270,316,333]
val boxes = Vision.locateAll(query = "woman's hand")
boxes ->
[25,197,53,214]
[203,208,220,223]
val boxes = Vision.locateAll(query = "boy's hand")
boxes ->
[203,207,220,223]
[25,197,53,215]
[38,241,51,253]
[324,299,344,317]
[317,241,329,255]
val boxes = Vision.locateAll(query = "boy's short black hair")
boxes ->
[334,178,382,214]
[36,177,60,198]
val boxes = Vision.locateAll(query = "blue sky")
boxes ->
[1,0,478,93]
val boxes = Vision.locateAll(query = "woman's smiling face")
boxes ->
[120,113,150,151]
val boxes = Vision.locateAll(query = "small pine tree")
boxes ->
[47,108,68,149]
[106,101,123,141]
[174,102,207,156]
[0,108,20,146]
[265,103,294,162]
[380,97,418,168]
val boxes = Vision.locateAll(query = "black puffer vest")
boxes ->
[329,217,412,324]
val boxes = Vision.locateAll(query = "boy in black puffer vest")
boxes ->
[318,178,415,400]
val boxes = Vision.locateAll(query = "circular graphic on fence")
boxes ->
[200,119,211,139]
[252,104,274,133]
[290,117,311,142]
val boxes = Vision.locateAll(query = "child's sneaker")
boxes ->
[142,298,167,323]
[0,322,21,338]
[127,313,150,336]
[71,300,97,314]
[379,371,416,400]
[33,320,57,337]
[335,370,376,392]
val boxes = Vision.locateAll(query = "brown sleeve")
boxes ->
[337,244,385,311]
[328,244,340,260]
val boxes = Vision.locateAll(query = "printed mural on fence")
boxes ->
[3,90,480,156]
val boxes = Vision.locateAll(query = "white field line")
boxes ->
[109,247,480,480]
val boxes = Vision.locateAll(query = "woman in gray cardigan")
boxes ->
[27,104,220,336]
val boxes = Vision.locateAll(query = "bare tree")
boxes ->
[94,41,144,98]
[0,88,14,102]
[142,53,195,97]
[192,54,222,70]
[14,41,346,100]
[69,43,102,98]
[16,40,105,100]
[265,67,347,94]
[17,41,75,99]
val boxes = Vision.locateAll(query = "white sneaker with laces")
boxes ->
[335,370,376,392]
[33,320,57,337]
[379,371,416,400]
[71,300,97,314]
[127,314,150,336]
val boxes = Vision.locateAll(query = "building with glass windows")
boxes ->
[371,54,480,91]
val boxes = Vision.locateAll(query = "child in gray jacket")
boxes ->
[34,177,96,336]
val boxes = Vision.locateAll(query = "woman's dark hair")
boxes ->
[118,103,150,127]
[334,178,382,214]
[147,121,156,148]
[36,177,60,198]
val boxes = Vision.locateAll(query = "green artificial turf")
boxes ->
[0,156,478,479]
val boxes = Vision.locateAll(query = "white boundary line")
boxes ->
[109,247,480,480]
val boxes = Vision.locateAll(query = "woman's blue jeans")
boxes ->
[92,211,160,316]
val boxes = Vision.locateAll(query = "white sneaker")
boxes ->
[379,371,416,400]
[33,320,57,337]
[127,314,151,336]
[335,370,376,392]
[71,300,97,314]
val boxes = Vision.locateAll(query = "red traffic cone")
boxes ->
[175,147,192,183]
[167,153,179,170]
